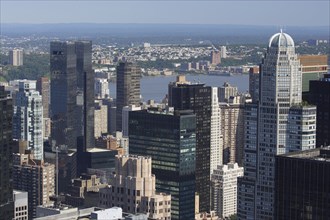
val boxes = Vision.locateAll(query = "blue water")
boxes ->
[109,74,249,102]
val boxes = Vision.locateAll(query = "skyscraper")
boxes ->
[13,153,55,219]
[168,76,212,212]
[13,80,44,160]
[238,31,316,219]
[50,41,77,150]
[37,77,51,139]
[75,41,95,150]
[129,108,196,219]
[50,41,94,151]
[308,74,330,147]
[9,49,23,66]
[210,87,223,173]
[116,62,141,131]
[0,86,14,220]
[211,163,243,218]
[219,95,245,165]
[248,67,260,102]
[275,147,330,219]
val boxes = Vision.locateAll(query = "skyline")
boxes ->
[1,1,329,26]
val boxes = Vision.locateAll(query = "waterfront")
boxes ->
[109,74,249,102]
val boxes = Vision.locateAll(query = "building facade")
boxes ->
[9,49,23,66]
[275,147,330,219]
[211,163,243,218]
[308,74,330,147]
[95,78,110,99]
[211,50,221,65]
[50,41,94,151]
[299,55,328,93]
[219,95,245,165]
[237,32,316,219]
[168,76,212,212]
[94,100,108,138]
[116,62,141,131]
[13,80,44,160]
[129,108,196,219]
[248,67,260,103]
[99,155,171,219]
[218,82,238,103]
[210,87,223,173]
[0,86,14,220]
[37,77,51,139]
[13,190,28,220]
[13,153,55,219]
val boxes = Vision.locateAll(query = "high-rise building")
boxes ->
[248,67,260,103]
[211,163,243,218]
[95,78,110,99]
[219,96,245,165]
[13,80,44,160]
[94,100,108,138]
[210,87,223,173]
[75,41,95,150]
[168,76,211,212]
[122,104,141,137]
[129,108,196,219]
[13,190,28,220]
[211,50,221,65]
[37,77,51,139]
[275,147,330,219]
[9,49,23,66]
[36,77,50,119]
[218,82,238,103]
[13,153,55,219]
[99,155,171,219]
[221,46,227,59]
[50,41,94,151]
[0,86,14,220]
[299,55,328,93]
[116,62,141,131]
[308,74,330,147]
[50,41,78,150]
[237,31,317,219]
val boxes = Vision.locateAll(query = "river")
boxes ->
[109,74,249,102]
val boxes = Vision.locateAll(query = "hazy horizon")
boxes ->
[1,1,329,26]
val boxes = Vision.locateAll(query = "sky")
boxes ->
[1,1,329,26]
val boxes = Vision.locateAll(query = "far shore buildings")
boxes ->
[99,155,171,219]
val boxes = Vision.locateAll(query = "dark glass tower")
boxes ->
[129,109,196,220]
[50,41,94,151]
[116,62,141,132]
[50,41,78,150]
[0,86,14,220]
[308,74,330,147]
[168,79,212,212]
[275,147,330,219]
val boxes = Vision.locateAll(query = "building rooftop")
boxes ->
[278,146,330,162]
[269,31,295,48]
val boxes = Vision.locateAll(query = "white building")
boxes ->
[9,48,24,66]
[95,78,110,99]
[210,87,223,174]
[218,82,238,102]
[211,163,243,218]
[237,31,317,219]
[13,80,44,160]
[122,104,142,137]
[221,46,227,59]
[13,190,28,220]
